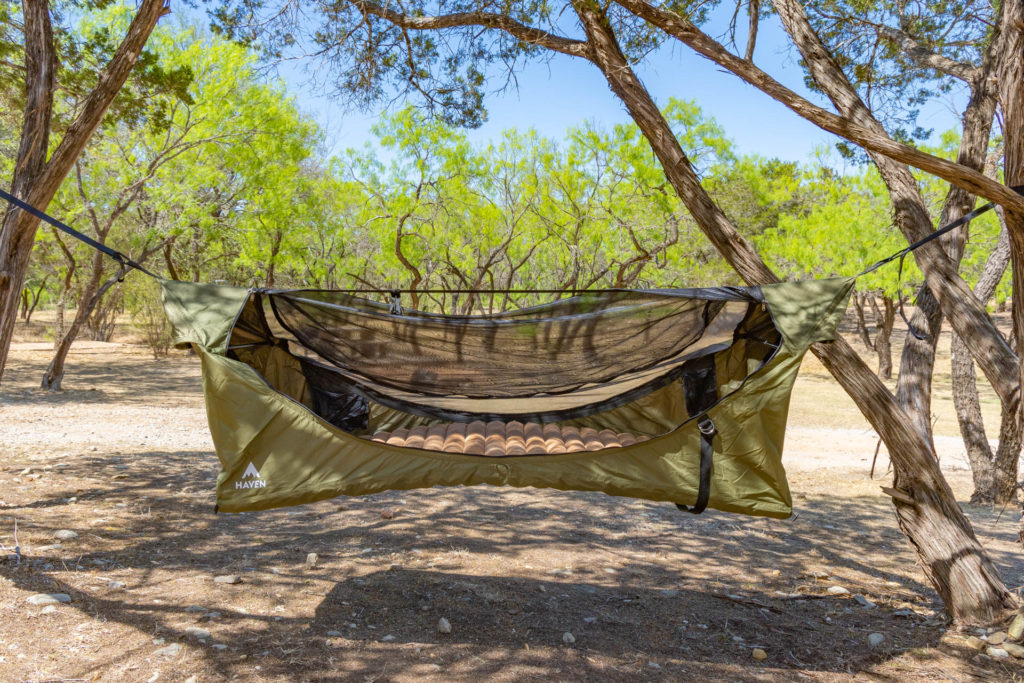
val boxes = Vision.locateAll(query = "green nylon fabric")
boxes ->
[160,278,252,354]
[161,276,855,518]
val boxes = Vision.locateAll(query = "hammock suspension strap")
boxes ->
[857,185,1024,339]
[675,354,719,514]
[0,187,157,279]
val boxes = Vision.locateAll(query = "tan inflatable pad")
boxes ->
[368,421,648,456]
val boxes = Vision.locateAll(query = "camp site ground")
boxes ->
[1,309,1022,681]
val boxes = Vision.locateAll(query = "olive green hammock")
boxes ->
[2,185,1000,520]
[159,276,855,519]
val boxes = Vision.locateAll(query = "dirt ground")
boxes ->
[1,313,1023,682]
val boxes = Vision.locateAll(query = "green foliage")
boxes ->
[0,1,194,132]
[798,0,995,147]
[328,99,745,310]
[6,4,1011,326]
[756,149,918,296]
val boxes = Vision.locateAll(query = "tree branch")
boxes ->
[352,1,593,60]
[875,25,981,83]
[745,0,759,61]
[610,0,1024,215]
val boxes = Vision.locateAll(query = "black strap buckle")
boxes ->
[698,416,716,435]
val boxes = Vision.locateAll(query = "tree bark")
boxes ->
[997,0,1024,537]
[952,333,995,500]
[894,291,942,440]
[868,295,895,379]
[570,0,1014,623]
[0,0,54,351]
[0,0,168,385]
[852,291,873,350]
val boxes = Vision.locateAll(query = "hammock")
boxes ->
[160,276,854,518]
[9,185,1000,519]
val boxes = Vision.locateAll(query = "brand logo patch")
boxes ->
[235,461,266,489]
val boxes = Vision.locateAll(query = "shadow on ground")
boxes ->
[3,445,1022,681]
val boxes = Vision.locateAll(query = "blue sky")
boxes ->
[274,12,966,163]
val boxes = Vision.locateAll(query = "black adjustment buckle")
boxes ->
[698,417,716,436]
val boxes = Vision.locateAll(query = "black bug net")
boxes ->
[227,287,781,426]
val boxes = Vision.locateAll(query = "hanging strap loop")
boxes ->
[389,290,403,315]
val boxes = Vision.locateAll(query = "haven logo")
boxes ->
[235,461,267,489]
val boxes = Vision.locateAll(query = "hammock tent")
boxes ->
[0,184,1014,520]
[159,276,854,519]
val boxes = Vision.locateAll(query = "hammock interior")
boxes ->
[225,287,782,454]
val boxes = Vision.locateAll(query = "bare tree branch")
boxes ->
[352,1,593,60]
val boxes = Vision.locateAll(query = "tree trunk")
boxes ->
[164,242,179,281]
[997,0,1024,541]
[894,292,941,439]
[951,221,1017,504]
[992,402,1023,506]
[952,332,994,498]
[868,295,896,379]
[0,0,168,385]
[23,279,45,324]
[0,0,54,359]
[573,0,1014,623]
[852,291,873,350]
[42,250,106,391]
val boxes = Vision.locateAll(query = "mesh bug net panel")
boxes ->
[239,288,771,424]
[268,289,751,397]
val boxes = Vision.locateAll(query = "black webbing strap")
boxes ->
[857,199,1003,276]
[856,185,1024,340]
[0,187,156,279]
[676,353,718,514]
[675,416,716,514]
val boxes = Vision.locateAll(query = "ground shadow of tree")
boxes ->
[3,446,1023,680]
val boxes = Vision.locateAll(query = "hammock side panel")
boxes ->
[197,345,800,517]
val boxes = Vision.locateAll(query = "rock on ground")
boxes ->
[27,593,71,605]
